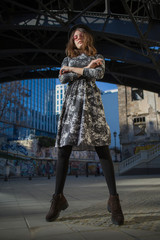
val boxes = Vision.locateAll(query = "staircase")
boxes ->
[119,144,160,175]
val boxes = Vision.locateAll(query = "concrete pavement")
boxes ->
[0,174,160,240]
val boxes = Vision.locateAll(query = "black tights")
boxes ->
[55,145,117,196]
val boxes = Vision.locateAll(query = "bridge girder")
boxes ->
[0,0,160,92]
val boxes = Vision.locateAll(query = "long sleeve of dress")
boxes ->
[59,57,79,84]
[83,54,105,80]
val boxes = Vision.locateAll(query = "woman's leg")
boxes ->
[55,145,72,194]
[95,145,124,225]
[95,145,117,195]
[46,145,72,222]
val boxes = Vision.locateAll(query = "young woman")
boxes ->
[46,24,124,225]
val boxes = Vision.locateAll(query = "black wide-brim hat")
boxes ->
[68,24,93,39]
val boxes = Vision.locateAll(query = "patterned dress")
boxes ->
[55,53,111,150]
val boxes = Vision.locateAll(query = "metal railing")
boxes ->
[119,144,160,174]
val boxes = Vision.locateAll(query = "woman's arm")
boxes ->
[60,66,83,76]
[60,58,103,76]
[83,55,105,80]
[60,55,105,81]
[59,57,80,84]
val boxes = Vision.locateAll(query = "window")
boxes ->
[133,117,146,136]
[133,117,145,124]
[131,88,144,101]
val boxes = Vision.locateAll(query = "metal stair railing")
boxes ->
[147,144,160,159]
[119,144,160,174]
[119,152,142,174]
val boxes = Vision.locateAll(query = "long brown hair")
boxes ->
[65,28,97,58]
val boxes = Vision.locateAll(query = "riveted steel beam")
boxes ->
[121,0,160,77]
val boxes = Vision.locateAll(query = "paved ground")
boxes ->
[0,174,160,240]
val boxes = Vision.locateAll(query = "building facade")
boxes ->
[0,78,57,140]
[118,85,160,160]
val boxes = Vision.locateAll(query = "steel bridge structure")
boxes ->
[0,0,160,92]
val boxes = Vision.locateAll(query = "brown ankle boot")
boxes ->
[46,193,69,222]
[107,194,124,225]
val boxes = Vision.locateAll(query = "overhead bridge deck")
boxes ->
[0,0,160,92]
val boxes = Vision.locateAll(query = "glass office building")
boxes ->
[56,84,66,115]
[0,78,57,140]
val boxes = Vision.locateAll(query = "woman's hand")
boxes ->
[60,66,82,77]
[86,58,103,69]
[60,66,73,75]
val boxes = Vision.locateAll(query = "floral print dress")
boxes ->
[55,53,111,150]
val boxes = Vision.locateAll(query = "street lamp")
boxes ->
[113,131,117,162]
[118,133,122,162]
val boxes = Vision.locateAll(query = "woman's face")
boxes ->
[73,29,85,49]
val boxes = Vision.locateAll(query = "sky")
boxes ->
[96,81,117,91]
[56,79,117,92]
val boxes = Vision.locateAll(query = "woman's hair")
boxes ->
[65,28,97,58]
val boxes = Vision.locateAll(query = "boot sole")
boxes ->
[107,206,124,225]
[46,202,69,222]
[111,217,124,226]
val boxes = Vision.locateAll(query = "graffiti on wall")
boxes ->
[1,142,28,156]
[3,159,56,177]
[1,139,98,161]
[36,147,97,161]
[69,161,86,175]
[0,139,101,176]
[70,150,97,160]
